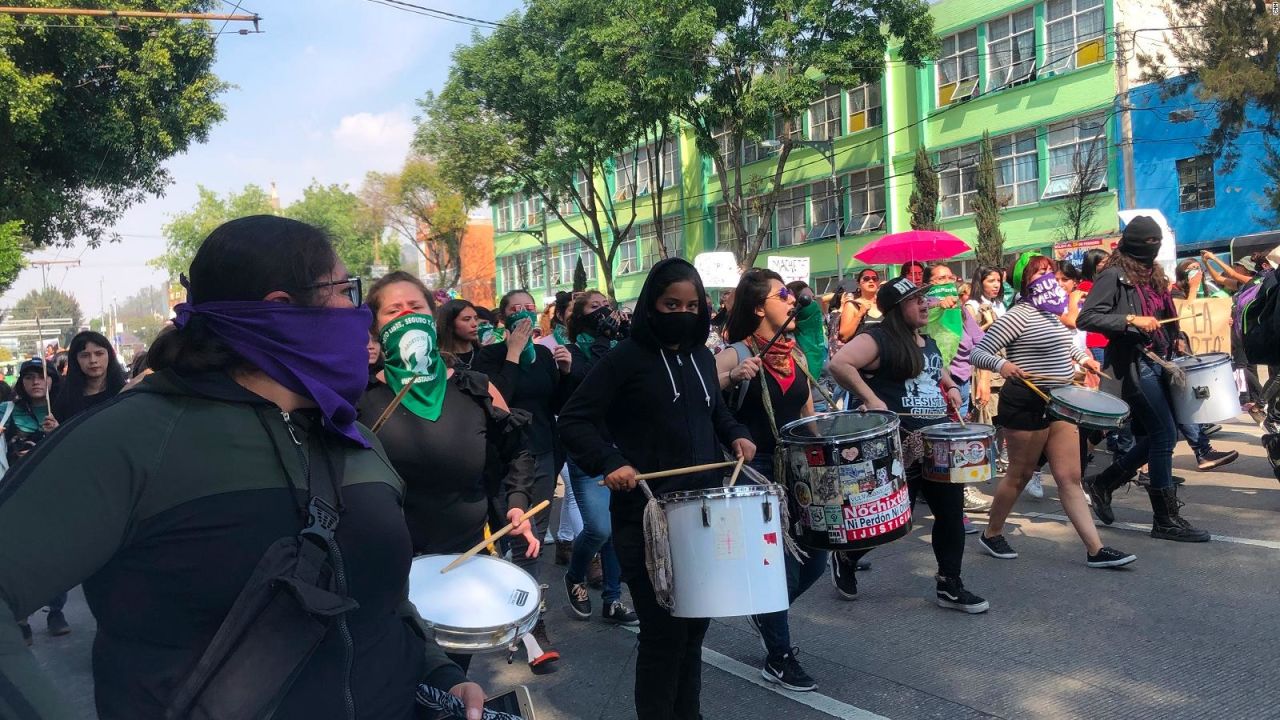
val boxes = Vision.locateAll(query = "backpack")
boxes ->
[1243,271,1280,366]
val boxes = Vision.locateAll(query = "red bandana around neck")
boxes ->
[753,334,797,393]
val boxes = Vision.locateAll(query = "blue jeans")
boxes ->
[1092,347,1135,453]
[1179,423,1210,458]
[566,459,623,603]
[747,454,829,659]
[1115,358,1180,489]
[955,378,972,418]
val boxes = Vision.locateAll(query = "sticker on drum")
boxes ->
[839,484,910,541]
[793,482,812,507]
[713,511,744,560]
[807,506,826,529]
[811,467,841,503]
[839,446,860,462]
[824,506,843,527]
[827,528,846,544]
[805,447,827,467]
[865,438,890,460]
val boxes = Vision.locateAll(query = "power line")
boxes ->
[362,0,506,30]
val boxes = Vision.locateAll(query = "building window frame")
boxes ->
[808,180,843,240]
[937,28,979,107]
[985,7,1036,90]
[1043,113,1107,198]
[938,143,981,218]
[1044,0,1106,75]
[844,167,886,234]
[1177,155,1215,212]
[846,82,882,133]
[992,129,1040,207]
[808,84,842,141]
[775,186,808,248]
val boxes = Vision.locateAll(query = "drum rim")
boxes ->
[919,421,996,440]
[778,409,900,443]
[1172,352,1231,369]
[1047,386,1130,417]
[408,553,541,628]
[661,483,782,503]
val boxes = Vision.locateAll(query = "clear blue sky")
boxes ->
[3,0,522,319]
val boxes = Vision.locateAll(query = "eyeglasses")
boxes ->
[304,276,363,305]
[767,287,796,301]
[860,275,880,283]
[512,303,538,313]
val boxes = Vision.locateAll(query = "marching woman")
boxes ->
[53,330,127,422]
[714,269,823,691]
[965,265,1006,330]
[835,268,884,343]
[1079,217,1211,542]
[559,258,755,720]
[0,216,489,719]
[358,272,544,670]
[970,254,1137,568]
[827,277,989,613]
[560,289,638,626]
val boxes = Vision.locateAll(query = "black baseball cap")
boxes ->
[877,276,930,312]
[18,358,53,377]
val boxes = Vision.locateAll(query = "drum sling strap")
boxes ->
[164,410,358,720]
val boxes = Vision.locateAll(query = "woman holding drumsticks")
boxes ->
[970,253,1136,568]
[559,258,755,720]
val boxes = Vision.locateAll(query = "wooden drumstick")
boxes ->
[726,456,746,487]
[1019,376,1052,403]
[597,460,739,486]
[1159,312,1203,324]
[440,499,551,574]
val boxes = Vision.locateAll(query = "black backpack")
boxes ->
[1244,271,1280,366]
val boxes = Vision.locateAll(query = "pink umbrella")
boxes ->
[854,230,971,265]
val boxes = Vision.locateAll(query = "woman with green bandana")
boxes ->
[475,288,575,668]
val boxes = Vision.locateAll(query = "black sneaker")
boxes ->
[978,533,1018,559]
[829,554,858,600]
[564,574,591,620]
[935,575,990,614]
[761,648,817,692]
[46,610,70,637]
[601,601,638,626]
[1196,449,1239,471]
[18,621,32,647]
[1086,546,1137,568]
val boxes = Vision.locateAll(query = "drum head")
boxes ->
[1050,386,1129,416]
[1173,352,1231,371]
[779,410,898,442]
[920,421,996,441]
[409,554,539,630]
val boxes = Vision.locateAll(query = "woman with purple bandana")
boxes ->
[971,253,1137,569]
[0,216,491,719]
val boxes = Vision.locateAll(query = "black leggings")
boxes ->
[835,464,965,579]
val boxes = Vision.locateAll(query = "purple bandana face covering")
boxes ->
[1023,273,1069,315]
[174,300,375,447]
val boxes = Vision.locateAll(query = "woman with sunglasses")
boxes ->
[970,254,1137,568]
[713,269,826,691]
[0,216,491,719]
[834,269,884,343]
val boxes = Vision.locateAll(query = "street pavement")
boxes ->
[24,414,1280,719]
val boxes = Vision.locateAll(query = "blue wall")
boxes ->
[1121,76,1274,251]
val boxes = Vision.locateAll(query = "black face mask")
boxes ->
[650,310,700,347]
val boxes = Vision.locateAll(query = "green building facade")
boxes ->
[492,0,1132,305]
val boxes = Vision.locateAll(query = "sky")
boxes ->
[2,0,522,320]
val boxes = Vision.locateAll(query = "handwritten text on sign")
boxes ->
[767,255,811,284]
[693,252,741,289]
[1173,297,1233,355]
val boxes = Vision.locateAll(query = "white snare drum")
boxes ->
[408,554,540,653]
[1171,352,1241,424]
[920,422,997,484]
[661,484,789,619]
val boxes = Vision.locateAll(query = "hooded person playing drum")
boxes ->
[827,277,990,614]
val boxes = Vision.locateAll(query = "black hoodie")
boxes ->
[558,258,751,516]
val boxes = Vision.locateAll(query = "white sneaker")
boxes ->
[1026,471,1044,499]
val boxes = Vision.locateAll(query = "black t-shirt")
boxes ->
[862,328,947,431]
[358,377,489,553]
[734,355,809,457]
[475,343,560,456]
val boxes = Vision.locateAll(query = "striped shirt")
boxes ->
[970,302,1090,388]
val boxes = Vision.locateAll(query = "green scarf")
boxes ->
[792,301,828,376]
[926,282,963,367]
[552,324,570,346]
[379,312,448,422]
[504,311,538,365]
[574,330,617,361]
[11,401,47,434]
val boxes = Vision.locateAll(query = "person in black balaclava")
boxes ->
[1078,215,1210,542]
[558,258,755,720]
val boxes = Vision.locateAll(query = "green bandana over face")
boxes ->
[379,312,447,422]
[504,311,539,365]
[926,282,963,367]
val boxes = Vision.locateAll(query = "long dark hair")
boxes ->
[1081,249,1109,281]
[148,215,339,374]
[437,298,478,353]
[497,289,534,318]
[876,300,923,382]
[725,268,784,344]
[969,265,1002,303]
[567,290,608,342]
[630,258,711,352]
[64,331,126,399]
[14,361,58,409]
[1112,250,1169,293]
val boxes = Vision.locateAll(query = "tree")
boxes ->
[1052,137,1108,245]
[0,221,28,296]
[973,132,1005,268]
[11,287,84,347]
[573,258,587,292]
[113,284,168,347]
[0,5,228,248]
[150,185,273,279]
[583,0,938,270]
[1137,0,1280,220]
[366,160,466,289]
[907,148,939,231]
[285,181,399,281]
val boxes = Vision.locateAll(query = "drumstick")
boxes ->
[370,380,418,433]
[1019,376,1052,403]
[596,460,739,486]
[726,456,746,487]
[440,499,552,574]
[1159,312,1203,324]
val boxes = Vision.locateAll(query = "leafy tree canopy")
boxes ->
[10,286,84,347]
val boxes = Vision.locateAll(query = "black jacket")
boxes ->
[1078,265,1181,389]
[558,258,751,517]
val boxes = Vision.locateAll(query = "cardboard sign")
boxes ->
[1173,297,1233,355]
[694,252,741,289]
[767,255,810,284]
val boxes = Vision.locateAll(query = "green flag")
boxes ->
[380,312,447,422]
[926,283,963,367]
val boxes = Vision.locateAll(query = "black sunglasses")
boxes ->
[303,276,363,305]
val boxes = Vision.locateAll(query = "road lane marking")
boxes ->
[620,625,890,720]
[1008,511,1280,550]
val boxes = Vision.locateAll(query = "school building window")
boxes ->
[938,143,980,218]
[992,129,1039,207]
[808,85,842,141]
[986,8,1035,90]
[713,125,738,171]
[845,167,886,234]
[846,82,882,133]
[775,186,808,248]
[937,29,979,106]
[1177,155,1215,212]
[1044,113,1107,198]
[617,231,642,275]
[615,150,647,199]
[1044,0,1106,75]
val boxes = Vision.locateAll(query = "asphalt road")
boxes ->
[23,414,1280,720]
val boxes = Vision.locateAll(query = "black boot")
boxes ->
[1147,486,1210,542]
[1085,465,1132,525]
